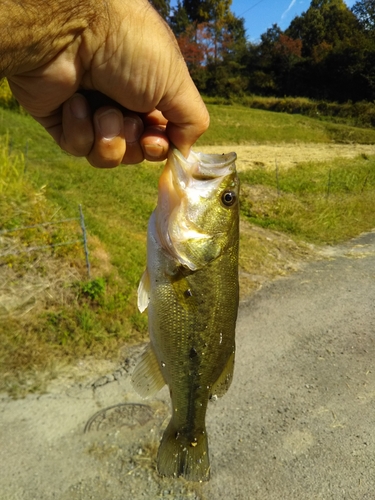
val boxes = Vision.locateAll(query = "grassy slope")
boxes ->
[1,105,375,394]
[240,156,375,244]
[1,109,161,289]
[197,104,375,145]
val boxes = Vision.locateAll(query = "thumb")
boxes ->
[158,79,210,157]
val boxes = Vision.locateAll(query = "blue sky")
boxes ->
[170,0,358,42]
[231,0,358,41]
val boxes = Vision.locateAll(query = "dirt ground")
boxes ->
[1,142,375,500]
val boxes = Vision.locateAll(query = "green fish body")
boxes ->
[132,149,239,481]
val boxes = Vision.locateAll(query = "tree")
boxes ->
[169,0,247,96]
[241,0,375,101]
[244,25,283,95]
[205,15,248,96]
[352,0,375,32]
[183,0,233,23]
[280,0,371,100]
[176,23,209,89]
[287,0,360,57]
[169,0,190,35]
[183,0,209,22]
[149,0,170,19]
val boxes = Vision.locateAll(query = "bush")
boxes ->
[79,278,106,301]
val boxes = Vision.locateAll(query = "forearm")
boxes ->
[0,0,102,78]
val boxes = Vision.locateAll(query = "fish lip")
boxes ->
[171,148,237,189]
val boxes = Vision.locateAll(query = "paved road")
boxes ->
[1,231,375,499]
[207,230,375,499]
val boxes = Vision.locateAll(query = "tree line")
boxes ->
[149,0,375,102]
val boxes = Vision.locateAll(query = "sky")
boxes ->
[170,0,358,42]
[231,0,358,41]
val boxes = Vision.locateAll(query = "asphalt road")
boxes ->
[1,230,375,500]
[207,229,375,500]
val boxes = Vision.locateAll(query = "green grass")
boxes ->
[204,95,375,129]
[196,104,375,145]
[0,132,25,196]
[240,155,375,244]
[1,104,375,395]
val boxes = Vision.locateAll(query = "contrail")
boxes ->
[282,0,297,19]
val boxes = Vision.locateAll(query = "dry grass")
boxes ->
[239,220,316,298]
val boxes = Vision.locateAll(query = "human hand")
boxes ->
[5,0,209,167]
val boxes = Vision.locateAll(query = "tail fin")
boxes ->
[157,420,210,482]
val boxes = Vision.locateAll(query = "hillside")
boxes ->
[1,105,375,395]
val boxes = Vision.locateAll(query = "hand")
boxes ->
[5,0,209,167]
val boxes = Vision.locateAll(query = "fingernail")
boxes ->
[144,144,164,159]
[70,94,89,119]
[97,110,122,139]
[124,116,143,144]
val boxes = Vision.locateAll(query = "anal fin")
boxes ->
[131,343,165,398]
[210,350,235,399]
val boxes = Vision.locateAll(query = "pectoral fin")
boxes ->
[137,268,150,313]
[131,343,166,398]
[210,350,235,399]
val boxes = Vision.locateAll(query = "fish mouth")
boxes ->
[171,149,237,190]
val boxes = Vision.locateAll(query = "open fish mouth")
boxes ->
[171,149,237,192]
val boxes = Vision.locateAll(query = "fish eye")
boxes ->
[221,190,237,207]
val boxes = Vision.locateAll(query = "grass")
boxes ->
[0,109,163,395]
[1,104,375,396]
[197,103,375,145]
[240,155,375,244]
[0,79,19,111]
[204,95,375,129]
[0,132,25,196]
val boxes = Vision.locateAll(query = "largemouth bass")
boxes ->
[132,148,239,481]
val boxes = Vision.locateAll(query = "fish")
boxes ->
[132,148,239,481]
